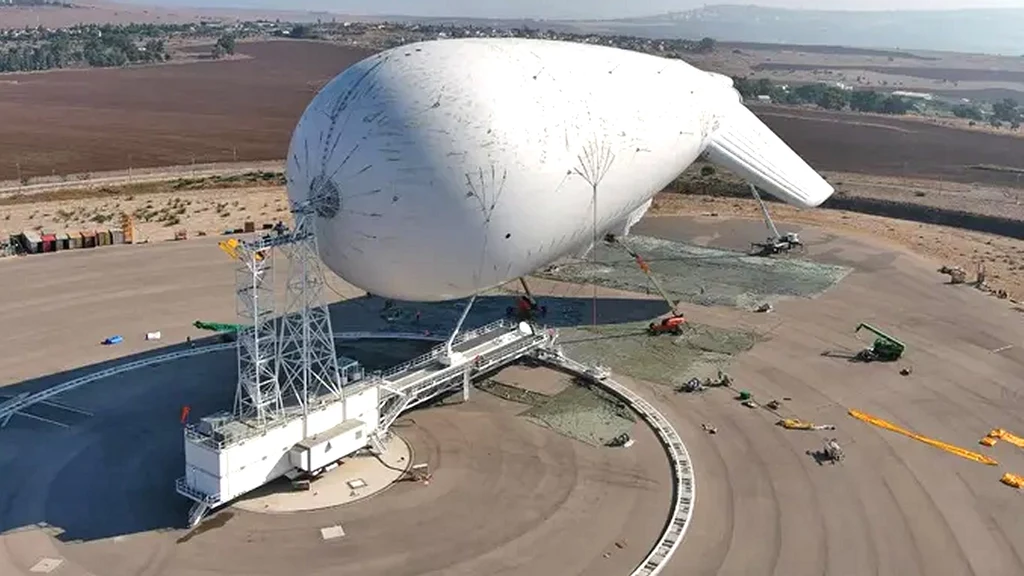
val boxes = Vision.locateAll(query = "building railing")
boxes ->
[175,476,220,505]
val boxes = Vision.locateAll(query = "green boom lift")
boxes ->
[193,320,247,333]
[854,323,905,362]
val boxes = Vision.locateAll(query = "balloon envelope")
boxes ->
[286,38,832,301]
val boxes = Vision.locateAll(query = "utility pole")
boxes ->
[128,155,133,183]
[191,154,196,177]
[591,184,598,328]
[15,162,21,185]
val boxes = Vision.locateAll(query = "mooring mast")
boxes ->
[225,198,343,428]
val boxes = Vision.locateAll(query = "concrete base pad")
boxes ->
[233,434,412,513]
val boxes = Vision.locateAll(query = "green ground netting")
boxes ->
[475,378,636,446]
[521,384,637,447]
[537,235,851,309]
[558,321,760,388]
[475,379,552,407]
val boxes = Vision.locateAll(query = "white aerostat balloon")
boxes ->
[286,38,833,302]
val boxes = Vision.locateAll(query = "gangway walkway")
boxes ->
[0,320,551,437]
[535,348,695,576]
[374,319,552,433]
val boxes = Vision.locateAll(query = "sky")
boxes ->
[135,0,1024,20]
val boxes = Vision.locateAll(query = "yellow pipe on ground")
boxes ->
[1001,473,1024,488]
[848,409,999,466]
[983,428,1024,449]
[778,418,813,430]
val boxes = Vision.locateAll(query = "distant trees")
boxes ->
[0,22,270,73]
[991,98,1021,124]
[695,37,716,54]
[0,0,75,6]
[732,75,917,116]
[287,24,316,39]
[850,90,885,113]
[0,24,172,72]
[212,34,236,59]
[952,103,984,121]
[732,75,1023,126]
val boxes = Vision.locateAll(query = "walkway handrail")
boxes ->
[536,349,695,576]
[2,328,695,576]
[0,331,443,424]
[379,319,511,379]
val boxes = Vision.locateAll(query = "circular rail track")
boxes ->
[1,329,693,576]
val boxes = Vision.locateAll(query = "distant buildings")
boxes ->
[892,90,935,101]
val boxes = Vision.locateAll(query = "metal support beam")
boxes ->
[232,236,282,426]
[445,294,477,359]
[229,198,344,429]
[277,207,344,422]
[750,183,781,239]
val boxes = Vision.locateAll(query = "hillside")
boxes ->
[571,6,1024,56]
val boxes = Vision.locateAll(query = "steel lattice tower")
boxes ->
[230,198,343,428]
[232,241,283,425]
[277,206,344,413]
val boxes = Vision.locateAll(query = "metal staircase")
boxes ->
[373,320,552,436]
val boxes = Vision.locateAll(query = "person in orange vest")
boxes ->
[180,405,191,424]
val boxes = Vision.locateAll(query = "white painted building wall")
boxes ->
[182,386,380,504]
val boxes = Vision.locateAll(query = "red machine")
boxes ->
[508,278,547,321]
[648,315,686,335]
[605,235,686,336]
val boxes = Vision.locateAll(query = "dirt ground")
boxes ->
[3,215,1024,575]
[649,193,1024,302]
[6,178,1021,303]
[1,40,1023,188]
[0,236,670,576]
[0,185,291,242]
[628,217,1024,576]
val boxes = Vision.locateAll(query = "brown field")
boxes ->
[0,1,324,29]
[750,105,1024,186]
[698,42,1024,102]
[753,62,1024,84]
[0,40,369,181]
[1,39,1023,189]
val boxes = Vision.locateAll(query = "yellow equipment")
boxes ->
[777,418,836,431]
[981,428,1024,449]
[778,418,813,430]
[219,238,265,261]
[120,213,136,244]
[848,409,998,466]
[1001,473,1024,489]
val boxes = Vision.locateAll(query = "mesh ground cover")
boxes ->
[475,378,636,446]
[536,235,851,310]
[522,383,637,447]
[475,379,551,407]
[558,321,760,388]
